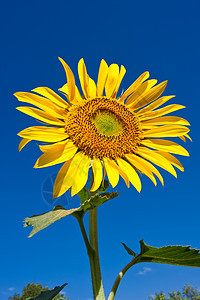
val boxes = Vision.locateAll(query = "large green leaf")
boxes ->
[29,283,67,300]
[24,191,119,237]
[122,240,200,267]
[24,206,77,238]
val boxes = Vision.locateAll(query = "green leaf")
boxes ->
[24,206,77,237]
[138,240,200,267]
[24,192,119,237]
[85,191,119,211]
[77,180,110,204]
[123,240,200,268]
[77,187,89,204]
[121,242,137,257]
[29,283,67,300]
[97,179,110,193]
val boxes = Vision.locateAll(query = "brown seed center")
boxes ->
[65,98,142,159]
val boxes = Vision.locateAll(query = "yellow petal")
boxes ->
[141,116,190,127]
[59,83,83,103]
[71,154,91,196]
[62,152,89,196]
[117,158,141,192]
[16,106,65,126]
[126,79,157,106]
[58,57,76,102]
[179,135,186,142]
[105,64,119,98]
[89,77,97,99]
[125,154,157,186]
[133,154,164,185]
[185,133,192,141]
[141,139,189,156]
[53,159,73,198]
[130,81,168,111]
[78,58,89,98]
[115,163,130,188]
[91,158,103,192]
[32,87,69,108]
[143,125,190,138]
[14,92,64,119]
[103,158,119,188]
[138,96,175,115]
[113,65,126,98]
[53,152,89,198]
[137,147,177,177]
[119,71,150,103]
[58,83,68,95]
[18,126,68,142]
[97,59,109,97]
[139,104,185,121]
[39,140,67,152]
[18,138,31,152]
[34,141,77,168]
[138,124,159,130]
[157,151,184,171]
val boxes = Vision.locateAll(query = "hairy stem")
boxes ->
[75,215,94,256]
[89,208,105,300]
[107,259,137,300]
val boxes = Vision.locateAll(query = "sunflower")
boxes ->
[15,58,191,197]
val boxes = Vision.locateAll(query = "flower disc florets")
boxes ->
[65,98,142,159]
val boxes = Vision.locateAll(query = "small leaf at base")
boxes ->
[29,283,67,300]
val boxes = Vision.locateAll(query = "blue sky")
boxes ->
[0,0,200,299]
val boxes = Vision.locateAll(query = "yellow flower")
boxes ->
[15,58,191,197]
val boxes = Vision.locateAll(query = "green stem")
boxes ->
[107,259,137,300]
[75,214,94,256]
[89,208,105,300]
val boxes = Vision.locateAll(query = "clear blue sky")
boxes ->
[0,0,200,299]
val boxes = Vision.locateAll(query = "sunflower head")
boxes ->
[15,57,190,198]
